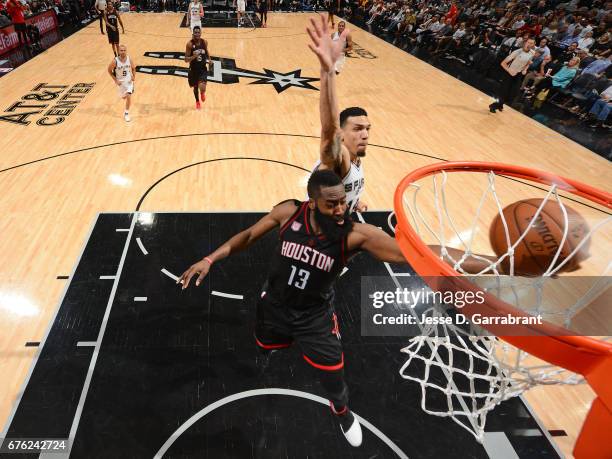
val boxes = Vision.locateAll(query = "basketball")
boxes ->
[489,199,591,276]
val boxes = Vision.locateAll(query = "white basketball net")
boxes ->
[398,170,611,443]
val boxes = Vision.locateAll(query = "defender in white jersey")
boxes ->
[308,15,370,213]
[187,0,204,32]
[331,21,353,74]
[107,44,136,122]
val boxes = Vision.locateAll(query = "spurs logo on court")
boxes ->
[0,83,95,126]
[135,52,319,93]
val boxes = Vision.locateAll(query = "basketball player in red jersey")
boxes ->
[185,25,211,110]
[308,15,370,214]
[180,170,410,447]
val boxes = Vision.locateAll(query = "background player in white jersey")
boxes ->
[331,21,353,74]
[308,16,370,213]
[107,44,135,122]
[95,0,107,34]
[235,0,246,27]
[187,0,204,32]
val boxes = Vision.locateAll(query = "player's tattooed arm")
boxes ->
[179,202,298,289]
[308,15,346,169]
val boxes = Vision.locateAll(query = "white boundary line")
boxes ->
[1,214,100,440]
[133,297,148,302]
[161,268,180,282]
[211,291,244,300]
[136,237,148,255]
[153,388,408,459]
[99,275,116,280]
[66,212,138,448]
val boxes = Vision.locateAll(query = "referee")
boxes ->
[490,38,535,113]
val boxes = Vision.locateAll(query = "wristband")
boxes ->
[204,257,214,265]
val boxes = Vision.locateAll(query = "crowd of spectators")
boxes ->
[1,0,106,33]
[346,0,611,128]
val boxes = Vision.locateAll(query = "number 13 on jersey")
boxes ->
[288,265,310,289]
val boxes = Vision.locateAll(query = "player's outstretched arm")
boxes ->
[349,226,498,272]
[349,223,407,263]
[306,15,347,170]
[179,201,297,289]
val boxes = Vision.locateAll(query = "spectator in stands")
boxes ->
[541,21,559,40]
[503,30,531,51]
[530,56,581,102]
[578,30,595,50]
[27,23,42,51]
[510,13,525,30]
[582,55,612,76]
[520,50,547,88]
[433,21,466,55]
[490,37,535,112]
[552,24,569,43]
[536,37,551,58]
[587,83,612,128]
[6,0,28,46]
[560,27,583,47]
[576,48,595,68]
[590,31,611,57]
[556,41,579,64]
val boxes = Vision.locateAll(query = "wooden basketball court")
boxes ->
[0,12,609,458]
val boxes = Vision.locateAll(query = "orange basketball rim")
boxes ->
[393,161,612,459]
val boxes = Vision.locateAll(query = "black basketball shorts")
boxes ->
[188,68,208,87]
[107,30,119,44]
[254,292,344,371]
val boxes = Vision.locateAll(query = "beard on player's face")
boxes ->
[314,205,353,242]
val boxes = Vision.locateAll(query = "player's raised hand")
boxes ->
[178,258,211,289]
[306,14,347,73]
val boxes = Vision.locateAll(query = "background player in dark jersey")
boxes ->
[257,0,270,28]
[104,3,124,57]
[184,26,211,110]
[325,0,339,29]
[179,170,409,447]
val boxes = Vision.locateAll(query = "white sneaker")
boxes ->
[124,112,131,122]
[333,406,362,447]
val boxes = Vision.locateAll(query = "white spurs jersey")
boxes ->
[115,56,133,83]
[312,160,365,213]
[189,2,202,21]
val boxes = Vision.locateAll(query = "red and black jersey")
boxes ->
[264,201,349,310]
[189,38,208,73]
